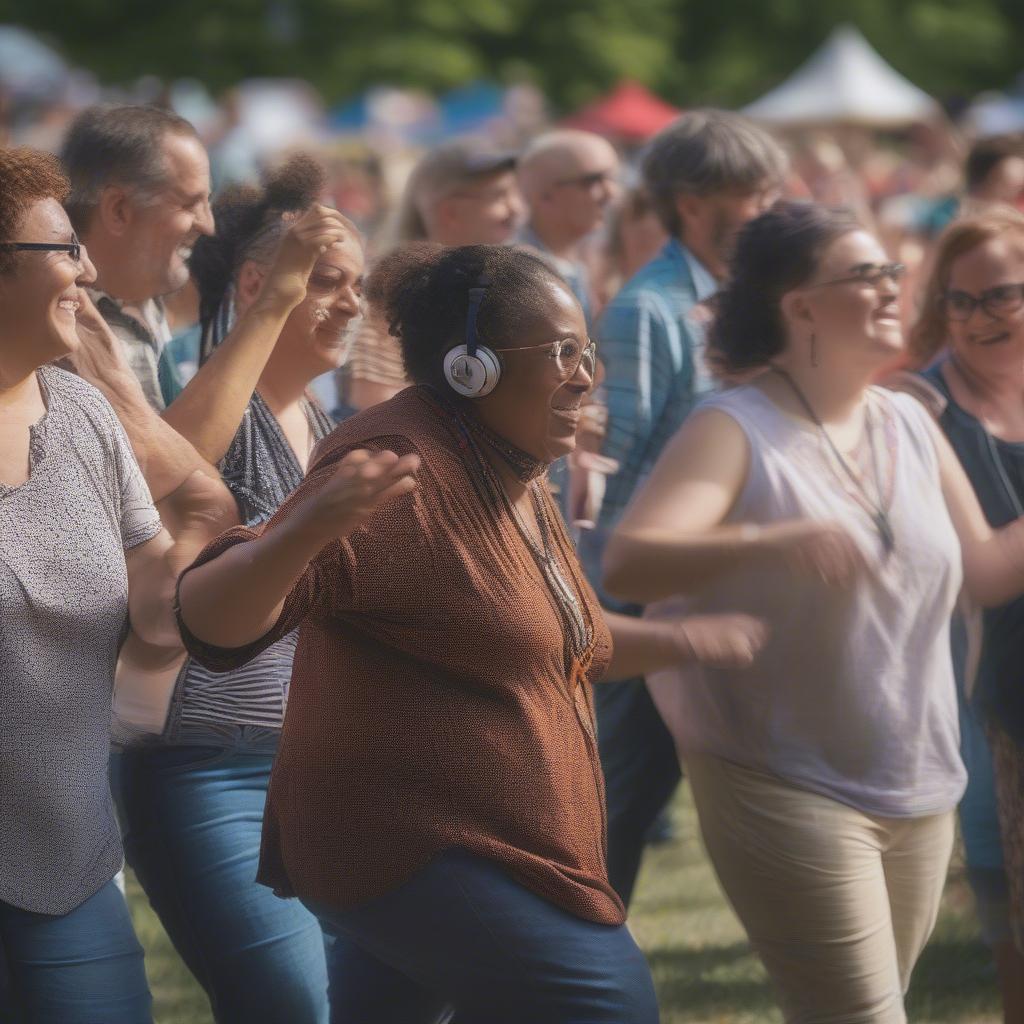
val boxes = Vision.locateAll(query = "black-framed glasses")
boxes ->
[941,283,1024,322]
[493,337,598,380]
[810,262,906,290]
[1,233,82,263]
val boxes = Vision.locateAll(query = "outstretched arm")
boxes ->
[599,609,766,682]
[603,408,868,603]
[177,449,420,650]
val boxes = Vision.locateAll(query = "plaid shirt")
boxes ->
[88,289,179,411]
[577,239,717,600]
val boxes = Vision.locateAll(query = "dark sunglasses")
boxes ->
[1,233,82,263]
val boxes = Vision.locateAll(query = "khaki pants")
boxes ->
[686,753,955,1024]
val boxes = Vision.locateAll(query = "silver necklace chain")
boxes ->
[772,367,895,555]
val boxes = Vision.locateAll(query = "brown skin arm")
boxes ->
[178,450,420,649]
[600,609,766,681]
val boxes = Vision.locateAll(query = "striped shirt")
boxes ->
[163,392,333,739]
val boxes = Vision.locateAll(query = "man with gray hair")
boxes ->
[61,105,215,409]
[582,108,787,906]
[517,129,620,326]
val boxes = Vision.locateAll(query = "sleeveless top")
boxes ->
[646,384,966,818]
[162,392,334,743]
[922,361,1024,742]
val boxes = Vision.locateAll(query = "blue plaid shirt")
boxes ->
[578,238,717,601]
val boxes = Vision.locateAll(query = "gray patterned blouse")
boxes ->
[0,366,162,914]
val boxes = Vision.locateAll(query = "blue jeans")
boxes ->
[0,879,152,1023]
[115,743,329,1024]
[306,848,659,1024]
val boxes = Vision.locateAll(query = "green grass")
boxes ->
[127,789,1000,1024]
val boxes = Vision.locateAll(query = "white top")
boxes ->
[647,384,966,818]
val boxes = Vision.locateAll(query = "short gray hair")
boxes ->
[60,105,200,232]
[642,109,788,237]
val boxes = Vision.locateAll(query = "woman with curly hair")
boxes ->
[174,240,765,1022]
[0,149,227,1022]
[113,155,362,1024]
[604,199,1024,1023]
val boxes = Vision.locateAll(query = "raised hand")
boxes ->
[260,204,353,311]
[666,613,768,669]
[295,449,421,544]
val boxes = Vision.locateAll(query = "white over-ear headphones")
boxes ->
[443,280,501,398]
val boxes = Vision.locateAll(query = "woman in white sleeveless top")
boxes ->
[604,201,1024,1024]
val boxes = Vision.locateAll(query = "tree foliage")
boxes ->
[2,0,1022,111]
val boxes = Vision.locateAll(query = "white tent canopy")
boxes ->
[743,25,939,128]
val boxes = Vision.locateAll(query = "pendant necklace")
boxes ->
[772,367,896,555]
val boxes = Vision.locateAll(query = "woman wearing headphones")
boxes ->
[175,242,764,1023]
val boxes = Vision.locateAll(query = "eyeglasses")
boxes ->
[941,283,1024,322]
[1,233,82,264]
[494,337,597,380]
[810,262,906,290]
[553,170,618,191]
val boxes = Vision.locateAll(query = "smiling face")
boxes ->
[432,171,524,247]
[473,278,594,462]
[238,237,366,383]
[0,197,97,376]
[945,234,1024,377]
[121,132,214,299]
[534,137,621,241]
[785,229,905,371]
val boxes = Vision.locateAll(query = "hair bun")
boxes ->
[263,153,326,213]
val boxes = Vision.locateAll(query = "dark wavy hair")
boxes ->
[365,243,569,389]
[708,200,860,376]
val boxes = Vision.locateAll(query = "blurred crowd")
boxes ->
[5,28,1024,1024]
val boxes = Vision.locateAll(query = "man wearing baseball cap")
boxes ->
[343,137,523,411]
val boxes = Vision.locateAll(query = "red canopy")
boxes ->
[563,81,681,141]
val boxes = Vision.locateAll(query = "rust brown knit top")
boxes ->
[179,386,624,926]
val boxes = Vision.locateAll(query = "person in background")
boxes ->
[604,199,1024,1024]
[909,206,1024,1023]
[0,146,229,1024]
[342,136,522,413]
[923,133,1024,238]
[175,241,765,1023]
[583,109,787,905]
[517,128,620,327]
[110,155,360,1024]
[595,185,668,316]
[516,129,621,526]
[60,104,215,410]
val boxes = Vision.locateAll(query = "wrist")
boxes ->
[251,285,304,320]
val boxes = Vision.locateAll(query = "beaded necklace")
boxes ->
[423,387,592,659]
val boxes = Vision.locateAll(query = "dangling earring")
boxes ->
[809,332,818,368]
